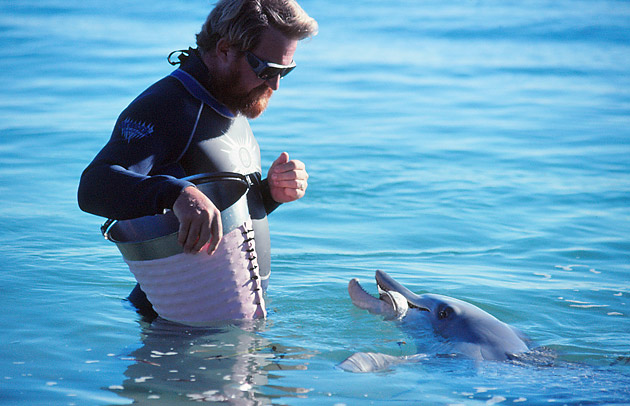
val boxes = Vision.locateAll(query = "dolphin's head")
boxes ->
[375,271,490,333]
[349,270,530,360]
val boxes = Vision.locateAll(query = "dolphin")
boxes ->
[340,270,530,372]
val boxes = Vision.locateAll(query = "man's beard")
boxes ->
[210,67,273,119]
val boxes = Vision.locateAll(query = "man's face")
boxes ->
[213,27,298,119]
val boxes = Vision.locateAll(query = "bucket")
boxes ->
[103,173,266,325]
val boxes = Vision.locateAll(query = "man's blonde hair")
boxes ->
[197,0,318,53]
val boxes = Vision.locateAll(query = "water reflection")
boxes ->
[110,318,312,405]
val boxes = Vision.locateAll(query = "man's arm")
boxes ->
[78,96,224,254]
[78,162,192,220]
[78,87,197,220]
[78,141,223,255]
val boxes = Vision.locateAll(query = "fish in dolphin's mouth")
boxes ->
[348,272,428,319]
[374,270,430,313]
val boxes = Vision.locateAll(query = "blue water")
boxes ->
[1,0,629,404]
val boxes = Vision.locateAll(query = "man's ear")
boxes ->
[215,38,234,64]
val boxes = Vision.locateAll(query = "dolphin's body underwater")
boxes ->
[340,270,530,372]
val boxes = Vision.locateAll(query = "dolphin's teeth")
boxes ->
[348,279,387,313]
[352,279,374,297]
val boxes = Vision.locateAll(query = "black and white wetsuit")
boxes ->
[78,49,279,313]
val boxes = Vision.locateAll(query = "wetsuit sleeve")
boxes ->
[78,85,197,220]
[78,157,192,220]
[260,177,282,215]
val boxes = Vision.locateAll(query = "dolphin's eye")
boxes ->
[438,306,453,320]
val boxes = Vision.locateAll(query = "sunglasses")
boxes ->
[245,51,296,81]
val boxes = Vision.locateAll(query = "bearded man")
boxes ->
[78,0,318,319]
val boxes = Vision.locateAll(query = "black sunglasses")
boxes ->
[245,51,296,81]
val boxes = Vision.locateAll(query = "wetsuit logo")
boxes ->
[120,118,155,143]
[218,118,261,173]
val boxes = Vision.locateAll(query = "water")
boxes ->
[1,0,629,404]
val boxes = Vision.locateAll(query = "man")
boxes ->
[78,0,318,318]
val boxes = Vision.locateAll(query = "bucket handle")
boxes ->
[101,172,251,239]
[184,171,250,188]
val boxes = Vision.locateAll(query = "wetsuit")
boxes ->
[78,49,279,315]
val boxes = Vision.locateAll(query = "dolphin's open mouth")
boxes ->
[348,271,431,318]
[348,278,408,319]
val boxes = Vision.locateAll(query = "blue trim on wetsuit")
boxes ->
[170,69,234,119]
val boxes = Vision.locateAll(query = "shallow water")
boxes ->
[1,0,629,404]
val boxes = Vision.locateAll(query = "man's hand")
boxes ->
[268,152,308,203]
[172,186,222,255]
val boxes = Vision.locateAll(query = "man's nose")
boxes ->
[266,75,281,91]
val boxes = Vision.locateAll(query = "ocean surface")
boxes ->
[1,0,629,404]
